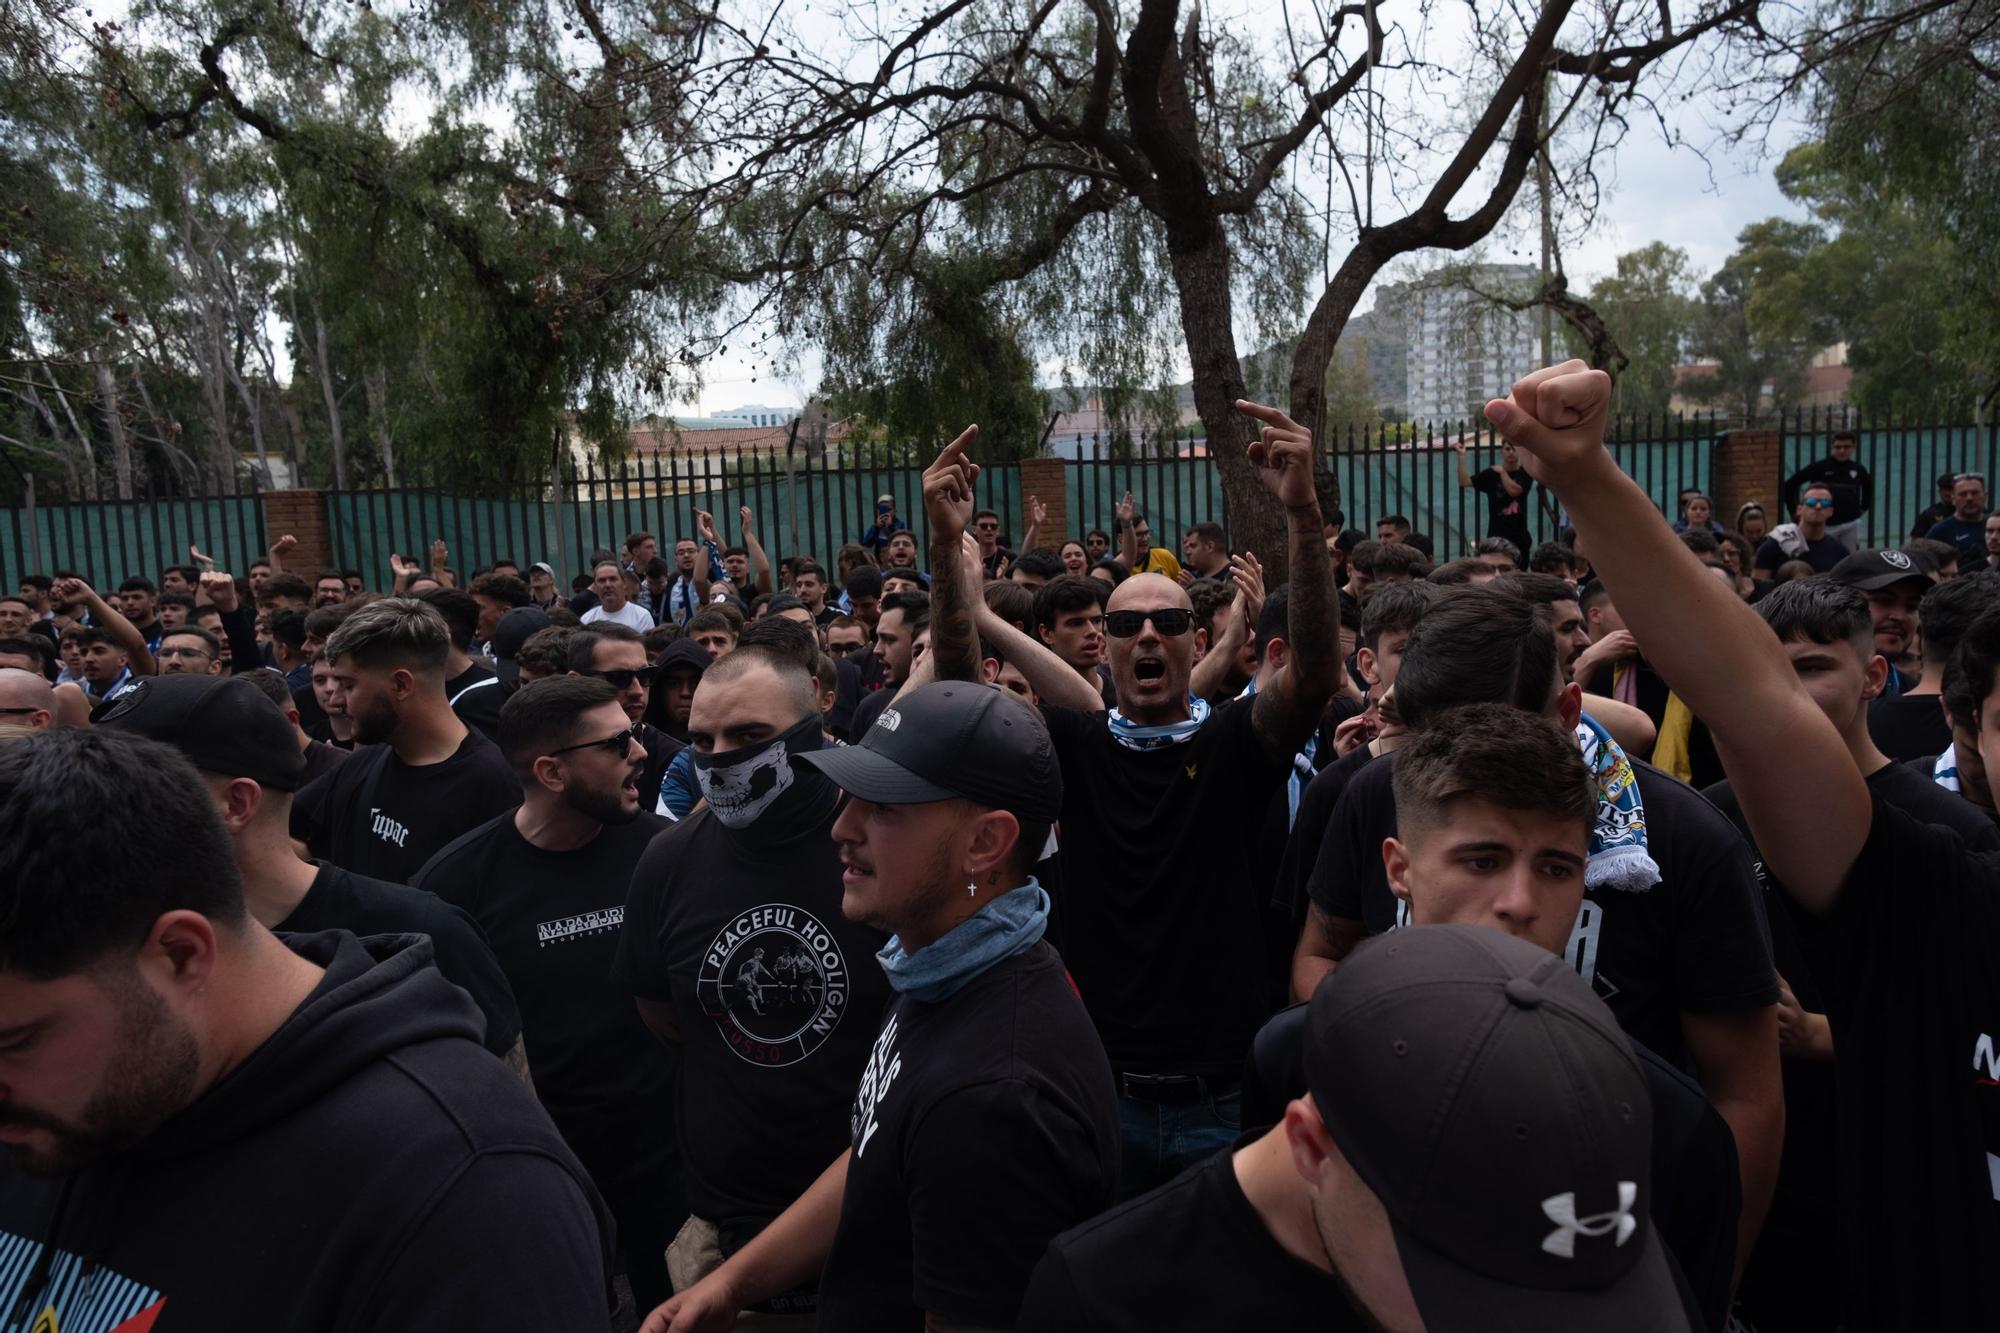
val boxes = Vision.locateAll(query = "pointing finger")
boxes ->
[1234,399,1305,434]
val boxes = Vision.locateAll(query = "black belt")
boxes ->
[1117,1071,1239,1105]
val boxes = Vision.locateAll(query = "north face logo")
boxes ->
[877,709,901,733]
[1540,1183,1638,1258]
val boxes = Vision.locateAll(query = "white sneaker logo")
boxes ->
[1540,1182,1638,1258]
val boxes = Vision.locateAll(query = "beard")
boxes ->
[349,694,400,745]
[0,975,200,1177]
[848,839,962,938]
[564,772,641,826]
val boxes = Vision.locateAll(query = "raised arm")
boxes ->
[739,507,772,596]
[1486,363,1868,913]
[1453,440,1473,489]
[57,577,156,677]
[1236,400,1341,762]
[1116,491,1139,569]
[267,532,297,575]
[200,570,262,674]
[1189,552,1261,703]
[693,510,719,601]
[1020,494,1046,554]
[921,427,986,685]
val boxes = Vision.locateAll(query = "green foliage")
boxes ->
[1576,243,1696,419]
[1685,218,1825,422]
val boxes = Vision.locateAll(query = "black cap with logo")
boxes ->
[1830,548,1934,591]
[795,680,1062,823]
[96,672,307,792]
[1305,925,1688,1332]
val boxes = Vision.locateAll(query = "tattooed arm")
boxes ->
[921,428,986,684]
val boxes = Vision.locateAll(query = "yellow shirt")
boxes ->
[1135,548,1182,580]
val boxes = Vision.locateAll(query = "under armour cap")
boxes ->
[1830,548,1935,590]
[96,672,306,792]
[796,680,1061,822]
[1305,925,1688,1332]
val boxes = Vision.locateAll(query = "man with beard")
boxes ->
[0,729,611,1331]
[292,598,519,883]
[571,623,682,810]
[1830,549,1934,694]
[416,677,684,1312]
[614,643,892,1328]
[97,673,522,1065]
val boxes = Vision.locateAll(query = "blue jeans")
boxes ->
[1115,1083,1242,1201]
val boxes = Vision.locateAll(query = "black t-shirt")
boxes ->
[1867,692,1953,764]
[1471,465,1535,551]
[301,738,350,786]
[1017,1145,1360,1332]
[447,661,505,739]
[1275,742,1378,920]
[1753,533,1849,574]
[610,788,892,1234]
[817,941,1119,1332]
[638,722,682,812]
[292,730,522,885]
[414,811,679,1147]
[1309,755,1777,1064]
[1811,796,2000,1328]
[1040,697,1293,1074]
[849,684,895,741]
[275,862,521,1055]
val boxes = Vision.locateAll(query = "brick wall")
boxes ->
[261,490,334,576]
[1018,458,1069,549]
[1710,429,1781,530]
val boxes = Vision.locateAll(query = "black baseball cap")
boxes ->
[490,606,551,680]
[795,681,1062,822]
[96,673,307,792]
[1305,925,1687,1332]
[1830,548,1935,590]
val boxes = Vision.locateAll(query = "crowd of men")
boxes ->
[0,374,1994,1333]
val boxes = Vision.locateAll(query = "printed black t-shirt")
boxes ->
[817,941,1119,1332]
[275,861,521,1055]
[1040,697,1293,1074]
[1813,796,2000,1329]
[1866,692,1953,764]
[292,730,522,885]
[446,661,505,739]
[610,787,892,1234]
[1753,533,1850,574]
[1471,465,1535,553]
[1309,755,1777,1064]
[1017,1146,1359,1332]
[414,811,679,1143]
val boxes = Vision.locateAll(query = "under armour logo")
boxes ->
[1540,1182,1638,1258]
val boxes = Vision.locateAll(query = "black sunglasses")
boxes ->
[550,722,643,759]
[1104,608,1193,638]
[582,665,657,690]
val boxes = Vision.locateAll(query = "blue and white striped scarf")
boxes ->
[1107,697,1211,751]
[1577,714,1660,893]
[1933,748,1960,793]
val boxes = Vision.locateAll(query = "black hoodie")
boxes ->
[0,931,613,1333]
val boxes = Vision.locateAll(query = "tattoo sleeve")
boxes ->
[1252,503,1342,757]
[502,1037,534,1089]
[926,538,983,683]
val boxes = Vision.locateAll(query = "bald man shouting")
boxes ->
[915,405,1342,1198]
[0,667,57,731]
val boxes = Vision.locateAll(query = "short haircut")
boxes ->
[235,665,296,713]
[1348,539,1384,576]
[1488,571,1579,611]
[1186,522,1225,548]
[734,616,820,675]
[1918,572,2000,668]
[303,603,355,643]
[881,564,924,585]
[763,593,808,616]
[1753,576,1874,660]
[1011,549,1066,580]
[162,625,222,658]
[1775,560,1817,584]
[1360,580,1441,651]
[118,576,156,595]
[792,561,828,584]
[1089,558,1129,584]
[268,608,309,653]
[973,508,1001,524]
[1379,515,1411,533]
[643,624,681,655]
[415,587,479,651]
[263,573,313,603]
[1801,482,1835,500]
[1830,429,1858,445]
[470,573,531,608]
[1086,528,1111,546]
[19,574,51,593]
[1528,541,1576,575]
[1902,538,1957,571]
[1371,543,1431,580]
[1253,584,1292,661]
[499,675,621,775]
[1034,574,1109,629]
[814,652,840,697]
[1426,558,1486,586]
[700,641,819,720]
[516,626,575,677]
[1677,529,1721,558]
[0,730,248,977]
[880,589,931,622]
[1474,537,1521,563]
[569,621,645,672]
[324,597,452,674]
[644,557,671,579]
[1403,533,1435,561]
[315,568,346,586]
[844,568,883,599]
[0,635,48,667]
[1394,587,1559,733]
[624,531,655,553]
[1186,579,1236,636]
[824,614,863,637]
[687,608,738,638]
[1393,703,1595,846]
[982,580,1035,633]
[1945,604,2000,727]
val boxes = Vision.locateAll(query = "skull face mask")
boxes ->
[693,715,825,828]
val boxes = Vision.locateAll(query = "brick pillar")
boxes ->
[1018,457,1069,550]
[261,490,335,577]
[1711,429,1782,531]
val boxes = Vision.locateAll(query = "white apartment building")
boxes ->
[1392,265,1541,425]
